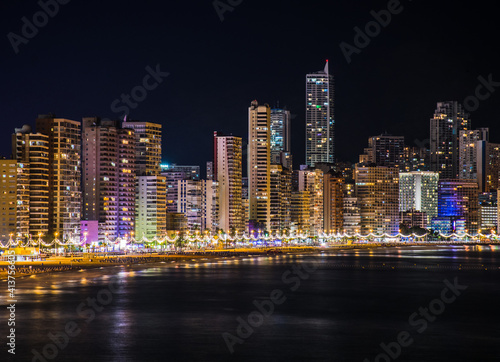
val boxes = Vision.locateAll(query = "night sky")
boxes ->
[1,0,499,174]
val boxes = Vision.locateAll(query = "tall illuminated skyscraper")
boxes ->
[0,159,20,242]
[270,108,292,168]
[269,164,292,231]
[399,171,439,224]
[324,171,344,233]
[248,100,271,230]
[355,165,400,235]
[81,118,136,240]
[12,125,49,238]
[296,169,324,235]
[458,128,489,181]
[136,176,167,238]
[36,115,81,240]
[122,121,162,176]
[438,179,479,233]
[214,132,243,232]
[360,133,405,167]
[306,60,334,167]
[430,102,471,179]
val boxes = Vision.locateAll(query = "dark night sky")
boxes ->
[1,0,499,174]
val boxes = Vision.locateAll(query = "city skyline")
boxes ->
[2,3,500,362]
[1,1,499,171]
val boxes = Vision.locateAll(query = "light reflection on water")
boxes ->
[3,246,500,362]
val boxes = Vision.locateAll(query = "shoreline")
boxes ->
[0,247,319,280]
[0,242,495,280]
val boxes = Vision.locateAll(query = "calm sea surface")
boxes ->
[2,245,500,361]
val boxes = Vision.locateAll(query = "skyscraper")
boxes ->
[0,159,19,242]
[459,128,489,180]
[430,102,471,179]
[343,181,360,235]
[399,171,439,224]
[306,60,334,167]
[437,179,479,233]
[355,165,400,235]
[136,175,167,239]
[248,100,271,230]
[81,118,136,240]
[122,121,162,176]
[296,169,324,235]
[324,172,344,233]
[178,179,204,231]
[269,164,292,231]
[36,115,81,240]
[476,141,500,193]
[214,132,243,232]
[270,108,292,168]
[360,133,405,167]
[12,126,49,238]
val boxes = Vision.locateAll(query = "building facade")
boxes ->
[296,169,324,235]
[306,60,334,167]
[355,165,400,235]
[123,121,162,176]
[430,102,471,179]
[36,115,81,240]
[270,108,292,168]
[136,176,167,239]
[437,179,479,233]
[324,172,344,233]
[214,133,243,232]
[82,118,136,240]
[458,128,489,180]
[360,133,405,168]
[0,160,18,242]
[399,172,439,223]
[269,165,292,231]
[12,126,50,238]
[248,100,271,230]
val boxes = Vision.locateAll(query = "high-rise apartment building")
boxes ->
[162,167,200,213]
[214,132,243,232]
[430,102,471,179]
[0,160,18,242]
[248,100,271,230]
[12,126,50,237]
[355,165,400,235]
[270,108,292,168]
[459,128,489,180]
[177,179,219,232]
[343,182,360,234]
[36,115,81,240]
[81,118,136,240]
[324,172,344,233]
[290,191,311,233]
[296,169,324,235]
[399,172,439,223]
[269,165,292,231]
[161,164,200,180]
[306,61,334,167]
[479,192,497,232]
[477,142,500,192]
[123,121,162,176]
[402,146,430,172]
[202,180,219,232]
[206,161,214,181]
[136,176,167,239]
[437,179,479,233]
[360,133,405,167]
[178,179,204,231]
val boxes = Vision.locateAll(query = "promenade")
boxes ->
[0,241,497,280]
